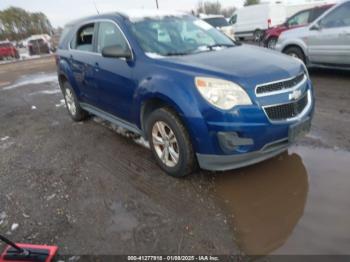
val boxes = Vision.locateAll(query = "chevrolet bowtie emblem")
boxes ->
[289,89,302,101]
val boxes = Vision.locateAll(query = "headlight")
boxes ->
[195,77,252,110]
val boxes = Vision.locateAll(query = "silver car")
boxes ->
[276,0,350,69]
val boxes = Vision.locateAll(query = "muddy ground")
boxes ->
[0,56,349,257]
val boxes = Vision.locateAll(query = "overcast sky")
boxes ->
[0,0,244,27]
[0,0,334,27]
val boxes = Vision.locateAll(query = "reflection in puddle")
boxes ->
[212,146,350,255]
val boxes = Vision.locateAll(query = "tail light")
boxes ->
[268,19,272,28]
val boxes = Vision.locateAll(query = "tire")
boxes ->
[146,107,196,177]
[266,37,278,49]
[62,81,88,121]
[253,29,263,42]
[284,46,306,64]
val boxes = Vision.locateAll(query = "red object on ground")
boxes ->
[0,243,58,262]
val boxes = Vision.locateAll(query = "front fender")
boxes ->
[132,73,213,154]
[280,38,308,57]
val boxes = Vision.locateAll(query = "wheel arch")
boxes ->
[282,43,308,64]
[140,95,189,138]
[138,94,203,154]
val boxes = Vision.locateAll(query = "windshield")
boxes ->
[130,16,234,56]
[203,17,229,28]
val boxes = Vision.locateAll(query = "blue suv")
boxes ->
[56,10,314,177]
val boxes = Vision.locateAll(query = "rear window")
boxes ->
[30,39,44,44]
[203,17,229,28]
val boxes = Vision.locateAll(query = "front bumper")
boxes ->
[197,138,290,171]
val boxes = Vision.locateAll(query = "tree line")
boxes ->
[0,7,53,41]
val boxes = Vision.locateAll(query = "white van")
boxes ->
[229,4,287,40]
[285,1,336,17]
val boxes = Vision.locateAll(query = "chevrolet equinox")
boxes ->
[56,10,314,177]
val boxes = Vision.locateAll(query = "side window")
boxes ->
[309,8,328,23]
[97,22,129,53]
[229,15,237,25]
[319,2,350,28]
[287,11,310,26]
[73,23,95,52]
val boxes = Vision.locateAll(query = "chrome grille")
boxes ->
[256,74,305,95]
[264,92,308,121]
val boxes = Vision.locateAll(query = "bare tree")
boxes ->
[196,1,236,17]
[0,7,53,41]
[197,1,222,15]
[244,0,260,6]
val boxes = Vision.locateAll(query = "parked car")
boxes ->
[264,4,334,49]
[57,10,314,177]
[276,0,350,69]
[229,4,287,41]
[28,39,50,56]
[202,15,235,40]
[0,41,19,60]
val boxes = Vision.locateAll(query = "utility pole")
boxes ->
[156,0,159,9]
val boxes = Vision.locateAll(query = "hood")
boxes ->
[266,24,306,38]
[156,44,304,91]
[266,24,288,36]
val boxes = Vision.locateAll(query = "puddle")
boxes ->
[2,72,58,91]
[211,146,350,255]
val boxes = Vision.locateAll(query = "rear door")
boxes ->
[307,2,350,65]
[93,20,136,121]
[69,23,100,106]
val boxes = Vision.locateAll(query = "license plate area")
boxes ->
[289,118,311,142]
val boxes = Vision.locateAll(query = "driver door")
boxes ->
[93,21,136,121]
[307,2,350,65]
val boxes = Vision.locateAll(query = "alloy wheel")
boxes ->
[65,88,76,116]
[152,121,179,167]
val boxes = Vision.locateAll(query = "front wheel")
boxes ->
[146,108,196,177]
[253,29,263,42]
[284,46,306,64]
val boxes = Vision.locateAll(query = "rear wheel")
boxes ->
[284,46,306,64]
[62,81,88,121]
[146,108,196,177]
[253,29,263,42]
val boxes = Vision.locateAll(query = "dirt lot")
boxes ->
[0,56,350,257]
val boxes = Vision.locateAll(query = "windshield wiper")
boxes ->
[163,51,191,56]
[203,44,235,50]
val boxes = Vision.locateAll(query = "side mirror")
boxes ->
[310,23,321,31]
[102,45,132,60]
